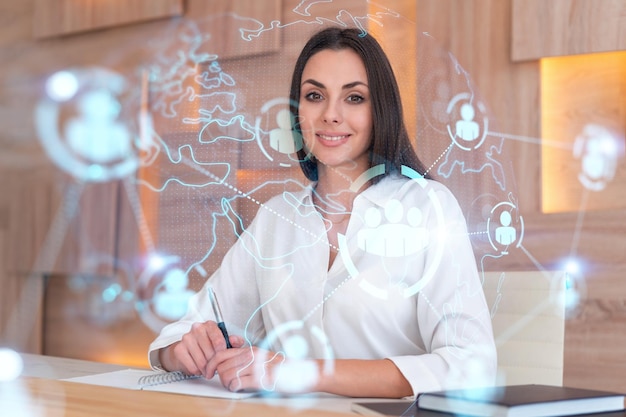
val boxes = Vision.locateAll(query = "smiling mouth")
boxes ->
[317,134,349,141]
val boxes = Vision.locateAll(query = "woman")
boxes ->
[148,27,497,398]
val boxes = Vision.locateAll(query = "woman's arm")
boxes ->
[207,346,413,398]
[314,358,413,398]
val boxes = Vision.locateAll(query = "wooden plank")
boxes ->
[43,273,155,367]
[482,210,626,271]
[33,0,183,39]
[512,0,626,61]
[0,273,44,353]
[416,0,542,214]
[368,0,418,150]
[565,303,626,392]
[6,169,61,274]
[0,171,44,352]
[185,0,281,60]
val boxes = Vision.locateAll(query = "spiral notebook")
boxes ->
[63,368,256,399]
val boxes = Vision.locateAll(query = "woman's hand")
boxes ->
[161,321,245,377]
[208,346,322,394]
[161,328,412,398]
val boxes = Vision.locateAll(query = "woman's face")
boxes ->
[298,48,373,179]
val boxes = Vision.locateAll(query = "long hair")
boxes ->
[289,27,431,183]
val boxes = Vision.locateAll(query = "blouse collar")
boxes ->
[293,174,407,211]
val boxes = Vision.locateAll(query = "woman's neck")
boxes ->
[313,163,371,270]
[315,162,370,199]
[315,167,357,211]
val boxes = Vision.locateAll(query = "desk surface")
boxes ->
[11,353,403,416]
[12,354,626,417]
[5,376,363,417]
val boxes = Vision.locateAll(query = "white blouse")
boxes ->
[148,174,497,396]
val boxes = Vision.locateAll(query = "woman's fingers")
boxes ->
[174,321,235,377]
[229,334,246,348]
[210,347,287,392]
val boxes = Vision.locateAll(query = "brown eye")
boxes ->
[304,92,323,101]
[347,94,365,104]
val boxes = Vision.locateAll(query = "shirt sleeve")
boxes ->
[147,209,268,370]
[387,183,498,396]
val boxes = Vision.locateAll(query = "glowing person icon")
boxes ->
[574,124,620,191]
[65,89,131,164]
[381,199,411,257]
[455,102,480,141]
[357,206,385,256]
[272,334,319,393]
[495,211,516,246]
[405,206,429,254]
[582,138,608,180]
[153,268,195,321]
[269,108,302,154]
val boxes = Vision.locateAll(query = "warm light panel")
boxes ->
[541,51,626,213]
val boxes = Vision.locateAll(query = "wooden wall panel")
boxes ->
[512,0,626,61]
[185,0,281,60]
[0,168,36,352]
[5,170,61,274]
[368,0,418,142]
[417,0,626,393]
[33,0,183,39]
[0,273,44,353]
[43,273,154,367]
[416,0,541,213]
[0,173,44,353]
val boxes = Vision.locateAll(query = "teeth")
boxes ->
[318,134,348,141]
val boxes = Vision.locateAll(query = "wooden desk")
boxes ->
[11,354,400,416]
[4,376,357,417]
[18,354,625,417]
[20,353,130,379]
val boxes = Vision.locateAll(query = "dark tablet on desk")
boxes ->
[352,400,626,417]
[351,400,419,416]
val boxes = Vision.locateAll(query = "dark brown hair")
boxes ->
[289,26,431,182]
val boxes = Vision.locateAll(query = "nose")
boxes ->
[322,100,342,124]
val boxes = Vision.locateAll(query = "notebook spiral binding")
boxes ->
[137,371,200,388]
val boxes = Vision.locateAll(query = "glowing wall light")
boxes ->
[541,51,626,213]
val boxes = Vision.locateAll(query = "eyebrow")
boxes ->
[301,79,368,90]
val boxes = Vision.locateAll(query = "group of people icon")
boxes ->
[357,199,429,257]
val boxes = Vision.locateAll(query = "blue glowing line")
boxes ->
[517,244,549,272]
[437,141,507,191]
[123,177,156,253]
[569,188,590,261]
[349,164,386,192]
[195,68,235,90]
[191,114,256,145]
[189,92,237,114]
[238,3,400,42]
[478,252,506,281]
[489,131,573,151]
[135,137,231,192]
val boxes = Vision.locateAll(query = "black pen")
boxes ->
[207,286,232,348]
